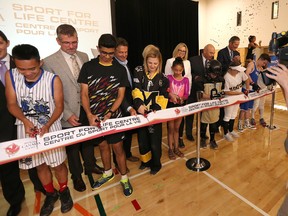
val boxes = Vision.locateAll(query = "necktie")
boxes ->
[70,55,80,80]
[0,61,7,86]
[230,51,233,60]
[125,65,132,87]
[205,59,210,69]
[117,58,132,87]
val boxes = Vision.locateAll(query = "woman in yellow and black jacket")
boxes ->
[132,44,169,175]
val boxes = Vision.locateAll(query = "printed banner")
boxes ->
[0,89,274,165]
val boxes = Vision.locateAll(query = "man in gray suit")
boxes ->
[43,24,103,192]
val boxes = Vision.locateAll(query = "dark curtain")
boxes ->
[113,0,199,71]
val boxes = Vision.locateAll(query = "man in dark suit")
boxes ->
[216,36,241,131]
[186,44,215,141]
[43,24,103,192]
[0,30,25,216]
[113,37,139,169]
[217,36,241,75]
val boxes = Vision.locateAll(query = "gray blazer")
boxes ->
[42,49,89,128]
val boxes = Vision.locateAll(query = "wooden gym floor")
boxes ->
[1,87,288,216]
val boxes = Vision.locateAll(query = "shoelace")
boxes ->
[123,182,130,189]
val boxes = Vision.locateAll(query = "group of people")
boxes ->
[0,24,278,216]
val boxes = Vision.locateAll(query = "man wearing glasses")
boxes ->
[43,24,103,193]
[78,34,133,197]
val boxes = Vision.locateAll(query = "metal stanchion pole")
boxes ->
[267,90,276,130]
[186,91,210,172]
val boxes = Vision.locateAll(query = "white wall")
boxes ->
[0,0,112,59]
[198,0,288,50]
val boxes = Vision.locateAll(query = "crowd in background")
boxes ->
[0,25,278,216]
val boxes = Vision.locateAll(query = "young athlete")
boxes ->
[78,34,133,197]
[238,53,271,131]
[5,44,73,216]
[223,61,250,142]
[132,44,169,175]
[194,60,225,149]
[250,54,271,127]
[166,57,190,159]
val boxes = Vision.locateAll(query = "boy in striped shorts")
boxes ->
[5,44,73,216]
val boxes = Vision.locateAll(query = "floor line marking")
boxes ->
[131,199,141,211]
[74,203,94,216]
[203,171,270,216]
[95,194,106,216]
[54,128,271,214]
[33,191,41,214]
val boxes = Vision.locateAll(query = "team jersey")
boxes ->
[224,71,248,93]
[11,68,62,132]
[132,66,169,111]
[194,75,225,123]
[78,57,128,118]
[250,62,260,84]
[10,68,65,169]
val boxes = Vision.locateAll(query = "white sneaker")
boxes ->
[238,121,244,132]
[245,122,256,129]
[230,131,239,138]
[224,133,234,142]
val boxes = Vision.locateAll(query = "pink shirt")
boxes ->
[167,75,190,100]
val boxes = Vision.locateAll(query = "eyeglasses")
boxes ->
[178,49,186,53]
[100,51,115,57]
[60,41,78,46]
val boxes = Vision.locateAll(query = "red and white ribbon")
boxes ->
[0,89,273,165]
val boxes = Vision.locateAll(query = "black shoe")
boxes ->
[7,201,23,216]
[210,140,218,150]
[35,187,46,195]
[85,164,104,175]
[186,134,195,141]
[200,138,207,149]
[150,167,161,175]
[73,177,86,192]
[40,191,59,216]
[139,162,149,170]
[59,187,73,213]
[179,139,185,148]
[127,156,139,162]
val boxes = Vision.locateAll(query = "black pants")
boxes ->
[185,96,196,137]
[217,107,225,128]
[65,134,97,179]
[0,161,25,206]
[138,123,162,172]
[28,167,45,193]
[200,122,217,141]
[65,107,97,179]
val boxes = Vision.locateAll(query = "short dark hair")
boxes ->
[259,53,271,63]
[12,44,40,62]
[0,31,8,43]
[172,57,184,68]
[229,60,241,67]
[98,34,116,48]
[56,24,77,38]
[248,35,255,42]
[229,36,240,43]
[116,37,128,48]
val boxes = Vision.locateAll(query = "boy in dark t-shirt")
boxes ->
[78,34,133,197]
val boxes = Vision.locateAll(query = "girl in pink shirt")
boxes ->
[167,57,190,160]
